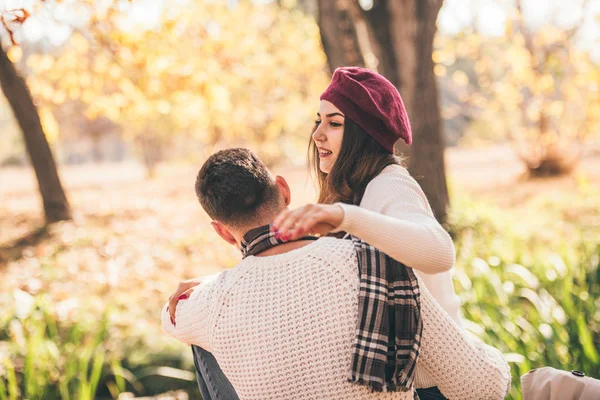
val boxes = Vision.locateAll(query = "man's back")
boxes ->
[163,236,511,400]
[164,237,413,399]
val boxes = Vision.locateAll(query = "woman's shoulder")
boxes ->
[366,163,417,190]
[362,163,429,209]
[379,163,410,177]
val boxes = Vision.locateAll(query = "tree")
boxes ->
[317,0,366,70]
[317,0,449,223]
[0,32,71,223]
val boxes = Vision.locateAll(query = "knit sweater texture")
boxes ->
[162,237,510,399]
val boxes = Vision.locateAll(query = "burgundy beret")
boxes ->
[320,67,412,152]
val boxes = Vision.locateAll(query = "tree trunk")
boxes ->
[331,0,449,223]
[0,45,71,223]
[317,0,366,71]
[137,136,163,179]
[399,0,448,223]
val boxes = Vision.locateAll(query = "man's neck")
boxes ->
[234,222,317,258]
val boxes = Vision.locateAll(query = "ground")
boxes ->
[2,143,599,244]
[445,144,600,206]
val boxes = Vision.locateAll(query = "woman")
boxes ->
[271,67,461,399]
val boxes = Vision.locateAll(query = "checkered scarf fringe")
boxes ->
[240,226,422,395]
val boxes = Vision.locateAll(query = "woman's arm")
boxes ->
[341,168,455,274]
[333,200,454,274]
[161,272,224,348]
[167,277,204,325]
[273,168,455,274]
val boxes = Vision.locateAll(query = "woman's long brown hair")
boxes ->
[309,118,402,206]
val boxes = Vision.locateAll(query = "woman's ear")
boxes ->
[275,176,291,206]
[211,221,237,245]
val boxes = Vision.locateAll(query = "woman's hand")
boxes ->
[167,277,203,326]
[272,204,344,241]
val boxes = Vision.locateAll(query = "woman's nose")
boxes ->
[312,126,325,142]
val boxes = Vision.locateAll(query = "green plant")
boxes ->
[448,194,600,399]
[0,298,119,399]
[0,294,198,400]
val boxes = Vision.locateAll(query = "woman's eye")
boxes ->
[314,119,322,125]
[331,122,342,127]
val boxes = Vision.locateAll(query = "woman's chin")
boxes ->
[319,163,331,174]
[318,156,336,174]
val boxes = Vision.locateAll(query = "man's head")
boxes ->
[195,148,290,246]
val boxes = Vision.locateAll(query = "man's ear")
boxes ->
[211,221,237,245]
[275,175,291,206]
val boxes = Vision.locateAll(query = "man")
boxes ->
[162,148,510,400]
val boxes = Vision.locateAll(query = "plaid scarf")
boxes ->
[240,225,318,258]
[348,235,422,393]
[239,225,422,394]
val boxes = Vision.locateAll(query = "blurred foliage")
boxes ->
[1,168,599,398]
[4,1,598,176]
[20,0,328,174]
[435,4,600,175]
[447,187,600,399]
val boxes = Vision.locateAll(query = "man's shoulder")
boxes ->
[232,237,359,289]
[312,237,356,258]
[236,237,357,270]
[302,237,358,274]
[189,271,231,299]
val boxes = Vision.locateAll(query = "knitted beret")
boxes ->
[320,67,412,152]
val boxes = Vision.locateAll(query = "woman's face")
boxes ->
[313,100,345,174]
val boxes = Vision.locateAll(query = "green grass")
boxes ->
[447,192,600,399]
[0,299,111,400]
[0,297,196,399]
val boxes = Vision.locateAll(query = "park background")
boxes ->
[1,0,599,399]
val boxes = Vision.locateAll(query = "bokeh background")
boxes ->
[1,0,599,399]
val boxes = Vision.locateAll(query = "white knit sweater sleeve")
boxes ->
[334,166,455,274]
[417,274,512,399]
[161,272,226,349]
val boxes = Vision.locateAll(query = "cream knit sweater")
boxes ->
[333,164,464,388]
[162,237,511,399]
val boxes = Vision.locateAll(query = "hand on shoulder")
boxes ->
[272,203,345,241]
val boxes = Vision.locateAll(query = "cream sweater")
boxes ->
[333,164,464,388]
[162,238,511,400]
